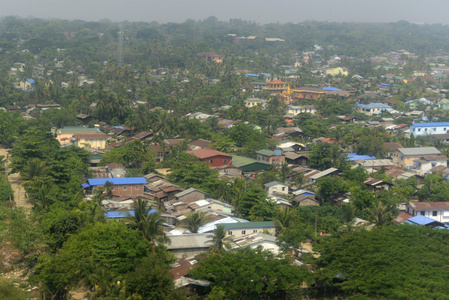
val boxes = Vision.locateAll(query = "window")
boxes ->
[433,211,438,217]
[135,185,139,190]
[418,128,421,132]
[282,187,286,191]
[209,160,213,163]
[425,128,427,132]
[123,186,127,191]
[223,159,227,163]
[228,231,233,236]
[253,230,257,233]
[420,211,425,216]
[433,128,436,131]
[241,230,246,235]
[444,128,447,131]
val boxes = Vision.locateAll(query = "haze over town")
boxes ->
[1,0,448,25]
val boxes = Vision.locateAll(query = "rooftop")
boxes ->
[222,221,275,230]
[186,149,231,159]
[86,177,147,186]
[412,122,449,127]
[397,147,440,156]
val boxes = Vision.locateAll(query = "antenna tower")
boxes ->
[118,24,124,66]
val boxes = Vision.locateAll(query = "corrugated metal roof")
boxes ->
[398,147,440,156]
[412,122,449,127]
[222,221,275,230]
[87,177,147,186]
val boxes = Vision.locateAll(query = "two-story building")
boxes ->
[222,221,277,238]
[406,202,449,223]
[285,105,317,116]
[391,147,441,168]
[262,80,286,94]
[244,97,267,108]
[255,149,285,165]
[264,181,288,196]
[410,122,449,137]
[73,132,108,149]
[357,103,392,116]
[186,149,232,168]
[82,177,146,197]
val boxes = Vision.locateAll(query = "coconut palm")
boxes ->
[19,158,50,188]
[367,201,395,227]
[207,225,233,252]
[180,211,212,233]
[274,207,300,234]
[127,198,170,245]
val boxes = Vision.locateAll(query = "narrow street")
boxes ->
[0,148,32,209]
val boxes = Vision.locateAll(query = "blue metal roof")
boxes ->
[27,78,35,84]
[245,73,260,77]
[86,177,147,187]
[357,103,391,109]
[105,209,157,218]
[380,83,389,86]
[412,122,449,127]
[347,153,377,161]
[322,86,342,91]
[405,215,443,226]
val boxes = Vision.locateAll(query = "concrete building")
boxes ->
[410,122,449,137]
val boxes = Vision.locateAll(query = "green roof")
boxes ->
[58,126,100,134]
[222,221,275,230]
[264,181,287,188]
[232,156,270,172]
[256,149,274,156]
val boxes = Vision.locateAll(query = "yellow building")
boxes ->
[244,97,267,108]
[325,67,348,77]
[73,133,107,149]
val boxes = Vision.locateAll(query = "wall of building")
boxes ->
[200,155,232,168]
[227,227,276,238]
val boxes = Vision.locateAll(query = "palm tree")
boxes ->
[367,201,395,227]
[180,211,212,233]
[278,162,292,184]
[127,198,170,245]
[33,183,56,212]
[19,158,50,188]
[274,207,300,234]
[103,181,114,198]
[207,225,233,252]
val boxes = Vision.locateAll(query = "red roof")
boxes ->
[186,149,232,159]
[410,202,449,211]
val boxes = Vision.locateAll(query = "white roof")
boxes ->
[197,216,249,234]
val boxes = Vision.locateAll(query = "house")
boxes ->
[264,181,288,196]
[357,103,392,116]
[306,168,340,183]
[291,87,326,100]
[222,221,276,238]
[286,105,317,116]
[175,188,207,204]
[255,149,285,165]
[325,67,348,76]
[130,131,153,142]
[292,195,320,206]
[19,78,35,90]
[73,132,108,149]
[284,152,308,166]
[189,139,211,150]
[435,99,449,110]
[186,149,232,168]
[230,233,280,254]
[413,155,448,175]
[384,142,404,157]
[410,122,449,137]
[166,234,212,258]
[403,215,448,228]
[406,202,449,223]
[244,97,267,108]
[363,177,393,192]
[56,126,102,147]
[82,177,146,197]
[232,156,271,173]
[107,163,126,178]
[391,147,441,168]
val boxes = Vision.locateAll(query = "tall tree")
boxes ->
[180,211,212,233]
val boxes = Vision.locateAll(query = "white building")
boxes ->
[410,122,449,137]
[406,202,449,222]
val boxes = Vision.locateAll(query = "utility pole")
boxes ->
[315,211,317,238]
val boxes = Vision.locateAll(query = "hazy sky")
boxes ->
[1,0,448,25]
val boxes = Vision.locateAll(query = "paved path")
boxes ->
[0,148,32,209]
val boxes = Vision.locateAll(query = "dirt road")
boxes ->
[0,148,32,209]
